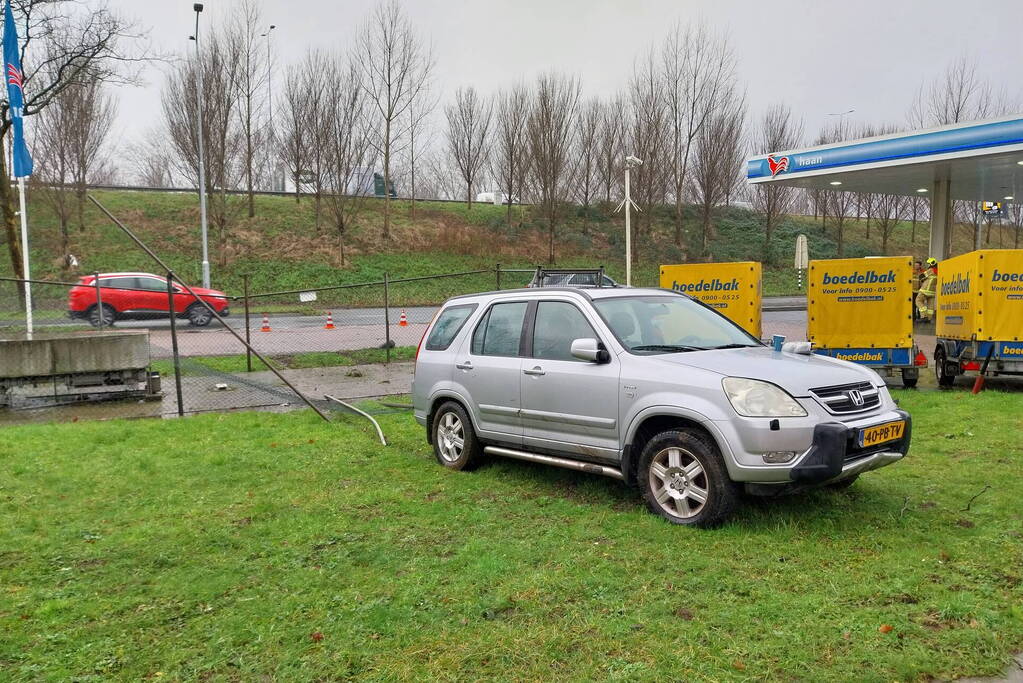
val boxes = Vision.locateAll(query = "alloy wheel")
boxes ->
[436,412,465,463]
[648,446,709,519]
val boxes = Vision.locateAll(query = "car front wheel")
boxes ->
[88,304,116,327]
[639,429,738,528]
[186,303,213,327]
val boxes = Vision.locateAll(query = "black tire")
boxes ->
[186,303,213,327]
[87,303,115,327]
[431,401,482,471]
[638,429,738,528]
[901,369,918,389]
[827,475,859,490]
[935,348,955,388]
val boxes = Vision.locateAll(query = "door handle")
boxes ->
[455,361,473,370]
[523,366,545,376]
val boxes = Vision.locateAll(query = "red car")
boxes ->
[68,272,230,327]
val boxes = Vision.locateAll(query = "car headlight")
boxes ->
[722,377,807,417]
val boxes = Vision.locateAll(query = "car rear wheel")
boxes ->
[186,303,213,327]
[639,429,738,528]
[87,304,115,327]
[432,402,482,471]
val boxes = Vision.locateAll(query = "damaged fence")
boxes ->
[1,205,538,420]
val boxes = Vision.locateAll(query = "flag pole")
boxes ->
[17,174,31,338]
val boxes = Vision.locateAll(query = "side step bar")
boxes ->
[483,446,624,481]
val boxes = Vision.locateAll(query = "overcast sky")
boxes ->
[105,0,1022,159]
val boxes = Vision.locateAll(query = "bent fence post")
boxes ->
[383,273,391,364]
[87,194,331,423]
[324,394,387,446]
[166,272,185,417]
[93,272,104,328]
[243,274,252,372]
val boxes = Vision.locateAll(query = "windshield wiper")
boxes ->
[707,343,761,350]
[631,344,702,353]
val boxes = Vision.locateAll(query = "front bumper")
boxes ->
[788,409,912,485]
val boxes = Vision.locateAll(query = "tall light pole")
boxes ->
[615,155,643,286]
[260,24,276,190]
[191,3,211,288]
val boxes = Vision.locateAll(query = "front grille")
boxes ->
[810,381,880,414]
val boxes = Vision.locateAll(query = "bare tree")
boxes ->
[321,58,375,266]
[33,95,73,263]
[1,0,149,284]
[493,83,531,227]
[1010,202,1023,249]
[661,21,736,248]
[690,89,744,255]
[445,86,492,208]
[875,193,908,254]
[596,91,627,205]
[406,67,437,220]
[527,72,580,263]
[573,97,602,232]
[908,55,1011,128]
[815,119,855,256]
[228,0,267,218]
[129,135,173,188]
[358,0,434,239]
[627,50,669,242]
[162,30,243,267]
[750,104,802,264]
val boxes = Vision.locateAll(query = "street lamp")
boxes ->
[260,24,276,190]
[190,2,211,288]
[615,155,643,286]
[825,109,855,132]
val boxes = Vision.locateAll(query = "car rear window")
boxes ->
[424,304,477,351]
[472,301,528,356]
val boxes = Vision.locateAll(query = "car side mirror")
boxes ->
[571,338,610,363]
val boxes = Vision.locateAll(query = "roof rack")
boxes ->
[532,265,609,288]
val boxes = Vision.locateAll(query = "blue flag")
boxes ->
[3,0,31,177]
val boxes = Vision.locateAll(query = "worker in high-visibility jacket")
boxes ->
[915,257,938,323]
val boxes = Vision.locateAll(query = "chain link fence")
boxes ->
[0,265,535,422]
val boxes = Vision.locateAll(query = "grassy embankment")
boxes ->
[5,188,1014,311]
[1,389,1021,679]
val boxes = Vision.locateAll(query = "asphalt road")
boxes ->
[9,301,813,359]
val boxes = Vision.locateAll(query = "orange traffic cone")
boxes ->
[399,309,408,327]
[260,313,271,332]
[324,311,335,330]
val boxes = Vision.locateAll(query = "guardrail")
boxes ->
[26,181,529,206]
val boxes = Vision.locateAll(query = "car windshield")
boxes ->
[593,295,761,354]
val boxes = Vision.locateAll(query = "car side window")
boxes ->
[532,301,599,362]
[104,277,136,289]
[425,304,477,351]
[471,301,527,357]
[138,277,166,292]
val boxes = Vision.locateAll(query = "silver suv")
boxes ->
[412,287,911,527]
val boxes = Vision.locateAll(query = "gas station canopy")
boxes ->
[745,115,1023,257]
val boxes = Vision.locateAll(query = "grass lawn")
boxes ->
[149,346,417,377]
[1,390,1021,680]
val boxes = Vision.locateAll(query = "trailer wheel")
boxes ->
[934,348,956,388]
[900,368,918,389]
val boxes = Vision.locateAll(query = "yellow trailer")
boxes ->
[933,249,1023,386]
[807,256,925,387]
[659,262,762,337]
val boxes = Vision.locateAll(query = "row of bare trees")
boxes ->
[12,0,1023,282]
